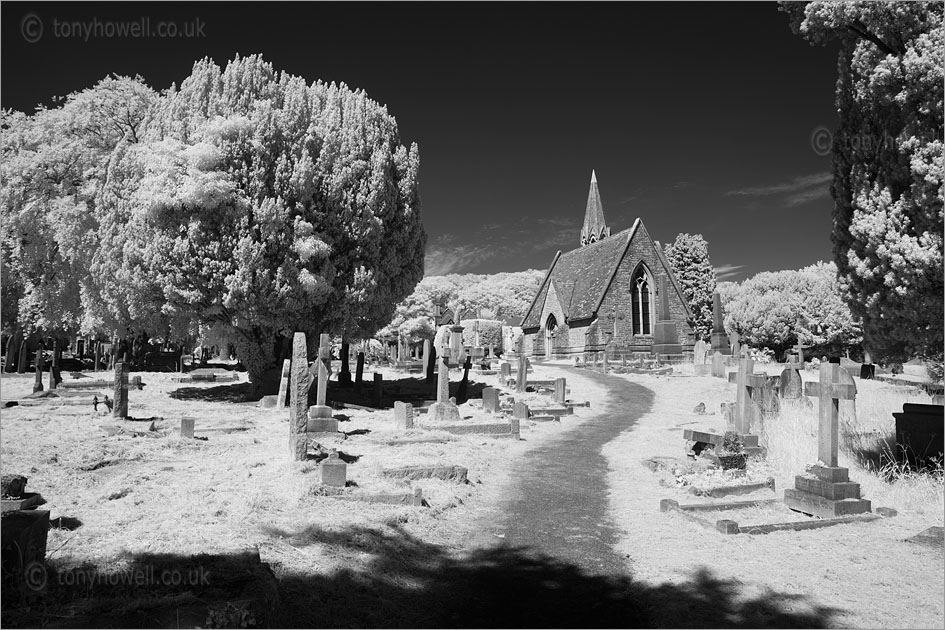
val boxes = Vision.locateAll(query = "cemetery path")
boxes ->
[495,367,654,575]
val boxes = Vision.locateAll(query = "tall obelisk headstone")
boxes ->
[710,291,731,355]
[651,276,682,358]
[290,333,312,461]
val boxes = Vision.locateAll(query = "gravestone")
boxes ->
[33,346,44,393]
[422,339,432,378]
[734,358,766,436]
[290,333,312,461]
[652,276,682,358]
[94,341,101,373]
[554,378,566,404]
[482,387,500,414]
[372,373,383,408]
[693,340,708,365]
[731,333,741,358]
[394,401,415,429]
[457,356,472,403]
[355,352,365,393]
[516,337,527,392]
[449,318,465,367]
[710,291,731,355]
[780,365,803,399]
[307,334,338,433]
[785,363,870,519]
[429,351,461,422]
[339,341,352,386]
[180,417,195,439]
[513,400,530,420]
[320,451,347,487]
[711,351,725,378]
[1,509,50,599]
[500,362,511,381]
[113,361,129,419]
[276,359,291,409]
[894,403,944,470]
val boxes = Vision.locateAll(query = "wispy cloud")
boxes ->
[424,235,495,276]
[725,172,832,208]
[714,264,746,281]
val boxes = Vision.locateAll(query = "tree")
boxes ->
[781,2,944,364]
[2,56,425,389]
[723,261,863,358]
[663,233,716,341]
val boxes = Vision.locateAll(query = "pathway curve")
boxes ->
[498,367,654,574]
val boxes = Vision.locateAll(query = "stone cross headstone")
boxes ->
[734,358,768,435]
[554,377,567,404]
[430,348,461,421]
[693,340,708,365]
[307,334,339,433]
[394,401,414,429]
[482,387,499,413]
[277,359,291,409]
[711,351,725,378]
[33,345,44,393]
[113,361,129,419]
[515,336,527,393]
[290,333,312,461]
[812,364,856,468]
[315,334,331,406]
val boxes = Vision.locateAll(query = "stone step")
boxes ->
[784,488,871,519]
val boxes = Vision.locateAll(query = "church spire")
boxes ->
[580,169,610,246]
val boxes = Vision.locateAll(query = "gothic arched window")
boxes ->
[631,266,652,335]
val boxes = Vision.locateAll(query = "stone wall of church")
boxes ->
[593,227,694,353]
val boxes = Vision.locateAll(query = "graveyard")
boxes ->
[1,334,943,627]
[2,2,943,628]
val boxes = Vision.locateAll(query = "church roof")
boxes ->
[522,220,640,329]
[521,219,694,330]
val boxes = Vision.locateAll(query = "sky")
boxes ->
[1,2,843,283]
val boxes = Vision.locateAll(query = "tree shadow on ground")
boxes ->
[4,523,840,629]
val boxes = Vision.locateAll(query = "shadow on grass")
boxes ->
[4,524,840,629]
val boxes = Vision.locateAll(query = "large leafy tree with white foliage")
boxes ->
[782,1,944,363]
[663,233,716,341]
[723,261,863,357]
[2,56,425,388]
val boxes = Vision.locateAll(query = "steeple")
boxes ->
[580,170,610,246]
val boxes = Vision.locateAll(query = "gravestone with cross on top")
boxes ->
[307,333,339,433]
[783,363,871,519]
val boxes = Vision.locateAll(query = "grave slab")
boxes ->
[383,465,468,483]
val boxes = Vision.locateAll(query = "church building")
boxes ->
[520,171,695,359]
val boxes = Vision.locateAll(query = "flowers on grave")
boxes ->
[806,357,822,372]
[747,346,775,364]
[717,430,747,471]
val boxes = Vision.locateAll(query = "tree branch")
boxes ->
[846,20,905,56]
